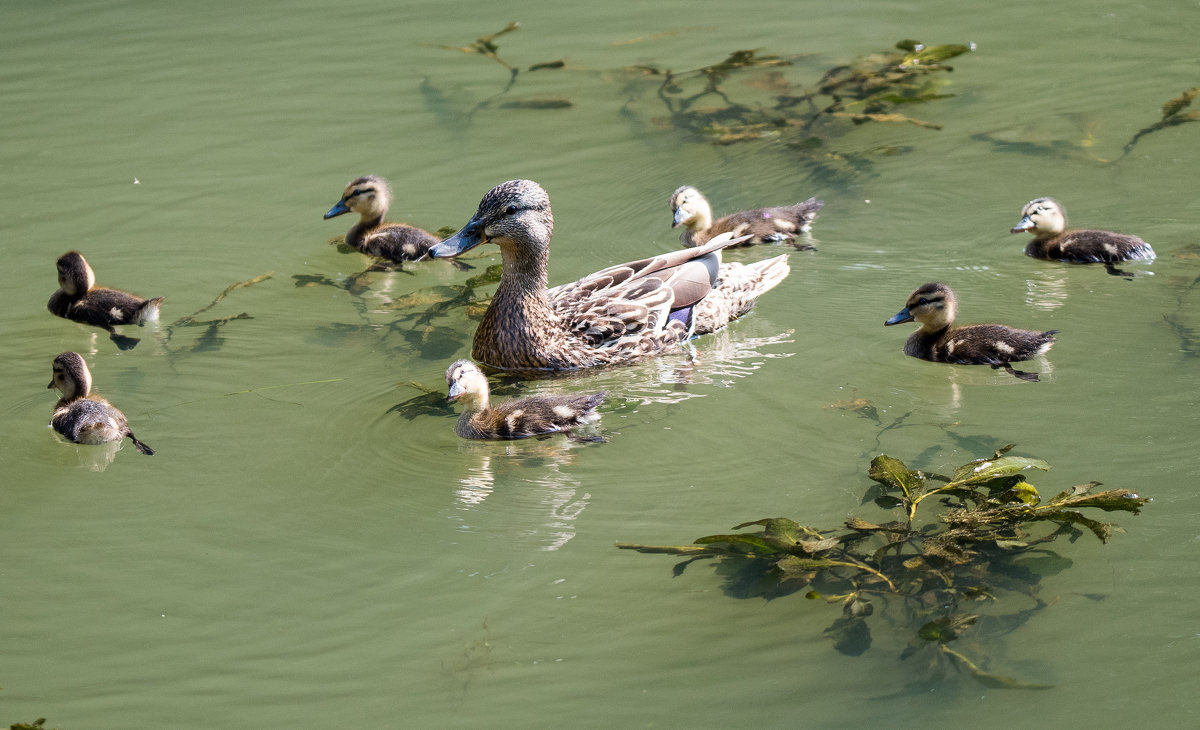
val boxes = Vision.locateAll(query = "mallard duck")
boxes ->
[1010,197,1155,277]
[47,251,163,350]
[884,282,1057,382]
[446,359,606,439]
[670,186,823,248]
[47,351,154,454]
[324,175,441,261]
[429,179,790,371]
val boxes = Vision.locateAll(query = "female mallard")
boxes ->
[1010,197,1155,277]
[48,251,163,350]
[429,179,790,371]
[670,185,823,248]
[884,283,1057,382]
[324,175,441,261]
[47,351,154,454]
[446,359,606,439]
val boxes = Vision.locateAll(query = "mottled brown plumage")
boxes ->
[670,185,823,248]
[446,359,605,439]
[884,283,1057,382]
[1010,197,1155,277]
[324,175,441,261]
[429,180,790,371]
[47,251,163,350]
[47,352,154,454]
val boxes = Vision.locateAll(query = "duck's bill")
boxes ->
[884,308,913,326]
[671,207,688,228]
[430,224,484,258]
[1010,216,1033,234]
[323,200,350,219]
[447,381,465,401]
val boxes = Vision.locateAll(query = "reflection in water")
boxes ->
[452,439,594,552]
[622,329,796,405]
[50,435,122,472]
[1023,271,1071,310]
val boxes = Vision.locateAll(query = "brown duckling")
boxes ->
[884,283,1057,382]
[446,359,606,439]
[47,351,154,454]
[1010,197,1155,277]
[324,175,441,261]
[670,185,823,248]
[47,251,163,350]
[429,179,790,371]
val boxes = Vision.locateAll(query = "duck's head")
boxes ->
[429,180,554,262]
[446,359,490,408]
[669,185,712,230]
[885,282,957,331]
[56,251,95,296]
[48,351,92,400]
[324,175,392,221]
[1011,197,1066,238]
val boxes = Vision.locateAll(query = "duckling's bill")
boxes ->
[323,199,352,219]
[885,308,914,326]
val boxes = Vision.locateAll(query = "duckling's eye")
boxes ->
[506,205,519,216]
[916,297,929,306]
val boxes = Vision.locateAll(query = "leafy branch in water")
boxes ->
[1123,87,1200,154]
[617,445,1149,688]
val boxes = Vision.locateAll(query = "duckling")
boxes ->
[47,351,154,454]
[670,186,823,248]
[429,179,790,371]
[47,251,163,350]
[884,282,1057,382]
[446,359,606,439]
[323,175,441,261]
[1010,197,1155,277]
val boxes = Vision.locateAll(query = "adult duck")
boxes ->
[446,359,605,439]
[47,351,154,454]
[48,251,163,350]
[670,185,823,248]
[429,179,790,371]
[1010,197,1155,277]
[324,175,441,261]
[884,282,1057,382]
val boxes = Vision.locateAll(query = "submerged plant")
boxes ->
[618,445,1148,688]
[1124,86,1200,154]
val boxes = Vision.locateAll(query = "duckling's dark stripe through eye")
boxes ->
[350,187,373,198]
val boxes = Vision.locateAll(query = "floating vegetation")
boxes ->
[423,30,973,180]
[621,40,973,180]
[618,445,1148,688]
[1124,87,1200,154]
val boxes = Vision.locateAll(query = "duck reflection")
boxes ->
[451,438,594,552]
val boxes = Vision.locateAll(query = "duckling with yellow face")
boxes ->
[1010,197,1155,277]
[670,186,823,248]
[48,251,163,350]
[446,359,606,439]
[47,351,154,454]
[885,283,1057,381]
[324,175,441,261]
[430,179,790,371]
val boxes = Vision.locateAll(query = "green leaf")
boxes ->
[950,455,1050,486]
[901,44,972,66]
[869,455,923,498]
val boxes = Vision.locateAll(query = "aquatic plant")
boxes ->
[1124,86,1200,154]
[618,445,1148,688]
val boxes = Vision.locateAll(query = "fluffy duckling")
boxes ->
[884,283,1057,382]
[324,175,441,261]
[670,186,823,248]
[1010,197,1155,277]
[429,179,790,371]
[47,251,163,350]
[47,352,154,454]
[446,359,606,439]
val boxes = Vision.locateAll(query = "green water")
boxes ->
[3,0,1199,727]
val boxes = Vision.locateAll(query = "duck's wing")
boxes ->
[547,234,751,346]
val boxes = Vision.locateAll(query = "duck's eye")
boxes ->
[916,297,929,306]
[505,205,518,216]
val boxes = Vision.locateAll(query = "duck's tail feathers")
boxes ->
[137,296,165,324]
[692,254,790,335]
